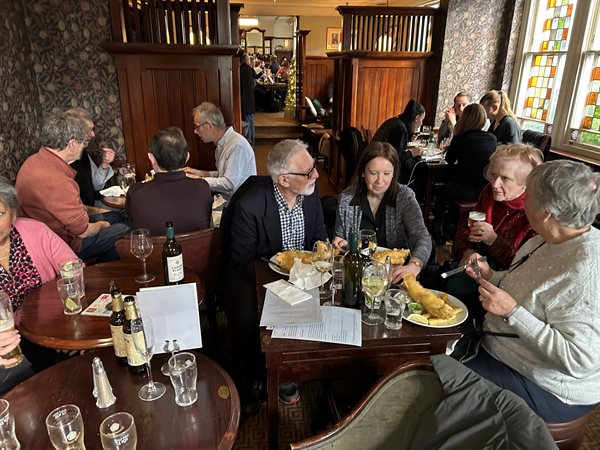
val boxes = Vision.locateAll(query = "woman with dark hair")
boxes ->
[372,99,426,184]
[480,90,522,144]
[333,141,432,282]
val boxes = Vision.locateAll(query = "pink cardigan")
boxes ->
[14,218,77,284]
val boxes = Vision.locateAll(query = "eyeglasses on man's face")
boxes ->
[284,159,317,179]
[194,122,210,132]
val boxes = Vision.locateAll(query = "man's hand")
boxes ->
[444,106,457,127]
[469,221,497,246]
[86,206,110,215]
[100,147,115,169]
[78,221,110,239]
[0,330,21,367]
[183,167,209,178]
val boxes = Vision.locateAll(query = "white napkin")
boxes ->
[288,259,332,291]
[264,279,312,305]
[99,186,126,197]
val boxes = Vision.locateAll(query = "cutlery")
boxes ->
[441,257,487,279]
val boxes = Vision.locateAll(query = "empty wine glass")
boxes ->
[130,229,155,283]
[132,315,166,401]
[361,261,386,326]
[312,241,333,301]
[359,229,377,258]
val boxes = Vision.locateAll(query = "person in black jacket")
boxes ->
[433,103,498,242]
[480,90,522,144]
[240,53,256,147]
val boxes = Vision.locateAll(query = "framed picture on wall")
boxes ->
[326,27,341,51]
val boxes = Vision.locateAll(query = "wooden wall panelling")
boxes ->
[304,57,335,103]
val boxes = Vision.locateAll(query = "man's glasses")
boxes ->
[194,122,210,132]
[284,160,317,179]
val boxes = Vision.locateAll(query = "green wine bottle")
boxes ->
[162,221,184,285]
[343,229,364,308]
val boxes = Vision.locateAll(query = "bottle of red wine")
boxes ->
[109,282,127,366]
[162,221,183,285]
[123,296,145,375]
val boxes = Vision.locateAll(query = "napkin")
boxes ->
[288,259,331,291]
[99,186,126,197]
[264,279,312,305]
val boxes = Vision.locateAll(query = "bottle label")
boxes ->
[166,255,184,282]
[110,325,127,357]
[124,331,146,367]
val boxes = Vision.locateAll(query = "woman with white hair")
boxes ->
[463,160,600,422]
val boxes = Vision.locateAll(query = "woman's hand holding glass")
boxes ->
[468,221,497,246]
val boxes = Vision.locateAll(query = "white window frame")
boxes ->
[510,0,600,162]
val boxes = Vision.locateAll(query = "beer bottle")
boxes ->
[343,229,364,308]
[123,296,145,375]
[109,282,127,366]
[162,221,183,285]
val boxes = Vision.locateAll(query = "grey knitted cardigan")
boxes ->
[334,184,432,264]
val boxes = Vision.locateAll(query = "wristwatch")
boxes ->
[410,259,422,268]
[502,305,519,322]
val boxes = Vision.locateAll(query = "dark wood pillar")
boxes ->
[295,30,310,122]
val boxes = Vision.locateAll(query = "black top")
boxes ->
[240,63,256,116]
[70,149,95,206]
[347,192,393,248]
[445,129,497,189]
[372,117,417,184]
[489,115,522,144]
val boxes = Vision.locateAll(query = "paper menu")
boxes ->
[271,306,362,347]
[81,293,114,317]
[136,283,202,353]
[259,289,321,327]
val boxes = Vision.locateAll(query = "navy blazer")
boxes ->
[230,178,327,280]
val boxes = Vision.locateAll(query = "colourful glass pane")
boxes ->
[539,0,574,52]
[523,55,560,122]
[579,66,600,132]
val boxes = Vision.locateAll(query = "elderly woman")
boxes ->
[463,160,600,423]
[480,90,522,144]
[445,144,544,315]
[333,141,432,283]
[0,178,77,313]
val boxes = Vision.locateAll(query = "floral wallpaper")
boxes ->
[0,0,124,181]
[436,0,524,120]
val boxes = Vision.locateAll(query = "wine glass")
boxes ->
[359,229,377,258]
[312,241,334,301]
[361,261,386,326]
[132,315,166,401]
[130,229,155,283]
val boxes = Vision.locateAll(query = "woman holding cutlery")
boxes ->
[463,160,600,423]
[332,141,432,283]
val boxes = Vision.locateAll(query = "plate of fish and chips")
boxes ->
[269,241,337,276]
[400,274,468,328]
[371,247,410,266]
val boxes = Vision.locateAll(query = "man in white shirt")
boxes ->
[184,102,256,205]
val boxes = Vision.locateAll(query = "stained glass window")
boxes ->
[523,55,558,121]
[580,67,600,131]
[540,0,574,52]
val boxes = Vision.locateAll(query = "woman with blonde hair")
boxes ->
[480,89,522,144]
[445,144,544,319]
[432,103,497,243]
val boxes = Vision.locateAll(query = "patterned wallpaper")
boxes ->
[0,0,124,181]
[436,0,524,121]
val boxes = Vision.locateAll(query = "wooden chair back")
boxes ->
[115,228,223,297]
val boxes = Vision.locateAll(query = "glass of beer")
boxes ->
[0,292,24,369]
[100,412,137,450]
[0,399,21,448]
[468,211,486,228]
[46,404,86,450]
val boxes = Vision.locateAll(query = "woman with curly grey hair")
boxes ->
[462,160,600,423]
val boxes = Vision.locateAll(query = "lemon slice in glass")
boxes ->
[63,297,79,311]
[407,313,429,325]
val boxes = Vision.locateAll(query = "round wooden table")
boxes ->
[102,195,126,209]
[18,260,204,350]
[2,347,240,449]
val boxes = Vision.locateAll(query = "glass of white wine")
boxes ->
[311,241,334,301]
[361,261,387,326]
[130,229,155,283]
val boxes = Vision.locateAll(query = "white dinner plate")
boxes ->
[268,255,289,276]
[402,290,468,328]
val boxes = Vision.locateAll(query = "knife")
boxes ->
[441,257,487,279]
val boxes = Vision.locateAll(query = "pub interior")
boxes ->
[1,0,600,449]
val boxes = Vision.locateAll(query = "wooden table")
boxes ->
[102,195,126,209]
[18,260,203,350]
[2,347,240,449]
[256,260,462,449]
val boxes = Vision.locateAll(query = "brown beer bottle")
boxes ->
[123,296,145,375]
[109,282,127,366]
[162,221,184,285]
